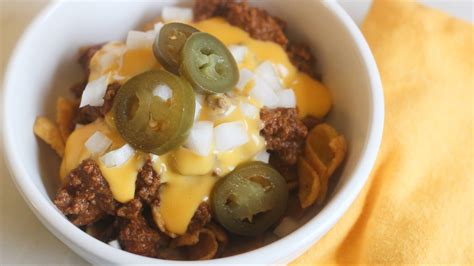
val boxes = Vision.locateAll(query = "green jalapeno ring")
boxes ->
[180,32,239,94]
[153,22,199,74]
[211,162,289,236]
[113,70,195,155]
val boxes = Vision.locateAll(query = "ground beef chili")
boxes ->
[69,45,103,99]
[193,0,318,79]
[71,43,121,124]
[118,214,162,258]
[194,0,288,46]
[78,44,104,76]
[260,108,308,165]
[86,216,121,243]
[135,159,161,207]
[75,82,121,124]
[114,161,171,258]
[187,202,212,233]
[54,159,117,226]
[286,42,318,79]
[117,199,143,220]
[301,115,322,131]
[225,1,288,47]
[193,0,230,21]
[269,154,298,181]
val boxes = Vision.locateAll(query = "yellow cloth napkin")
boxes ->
[292,0,473,264]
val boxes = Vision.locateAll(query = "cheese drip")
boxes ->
[60,119,144,203]
[155,154,217,235]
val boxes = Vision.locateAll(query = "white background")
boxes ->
[0,0,472,264]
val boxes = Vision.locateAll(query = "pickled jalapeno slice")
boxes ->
[153,23,199,74]
[211,162,288,236]
[113,70,195,155]
[181,32,239,94]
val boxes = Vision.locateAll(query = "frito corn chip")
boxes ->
[317,135,347,204]
[56,97,78,142]
[207,223,228,257]
[318,171,329,205]
[187,229,218,260]
[297,158,321,208]
[307,124,339,165]
[34,117,65,157]
[207,223,228,244]
[303,123,347,205]
[151,205,177,238]
[172,230,200,247]
[326,135,348,178]
[304,142,327,179]
[171,224,228,259]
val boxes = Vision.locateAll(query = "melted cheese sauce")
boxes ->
[60,119,144,203]
[62,17,333,235]
[98,154,145,203]
[60,120,123,179]
[153,154,217,235]
[292,73,332,118]
[119,48,160,78]
[88,42,125,82]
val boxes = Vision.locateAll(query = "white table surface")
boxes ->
[0,1,472,265]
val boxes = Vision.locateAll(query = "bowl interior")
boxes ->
[3,0,381,264]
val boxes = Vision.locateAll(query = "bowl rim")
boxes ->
[2,0,384,264]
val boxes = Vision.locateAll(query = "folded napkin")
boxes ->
[292,0,473,264]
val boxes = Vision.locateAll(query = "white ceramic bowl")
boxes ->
[2,0,383,264]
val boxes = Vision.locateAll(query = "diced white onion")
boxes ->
[84,131,112,155]
[214,121,249,152]
[100,144,135,168]
[250,77,279,108]
[108,240,121,249]
[153,22,165,44]
[152,84,173,101]
[276,64,289,78]
[149,154,160,163]
[162,7,193,22]
[80,75,109,107]
[184,121,214,156]
[126,30,155,50]
[273,217,299,238]
[195,94,205,105]
[154,22,164,35]
[240,102,258,119]
[254,150,270,163]
[276,89,296,108]
[194,99,202,121]
[228,45,248,64]
[236,68,254,91]
[113,74,126,81]
[98,52,116,71]
[223,104,237,117]
[213,167,223,177]
[97,43,125,71]
[255,61,283,91]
